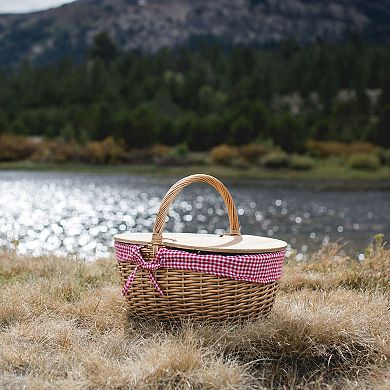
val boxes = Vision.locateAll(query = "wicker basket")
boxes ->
[115,174,287,321]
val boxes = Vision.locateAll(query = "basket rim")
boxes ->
[114,232,287,254]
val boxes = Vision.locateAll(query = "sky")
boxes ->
[0,0,75,13]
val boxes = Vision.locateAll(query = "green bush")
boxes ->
[348,153,380,171]
[174,143,189,158]
[261,151,290,169]
[289,155,315,170]
[154,143,190,166]
[210,144,239,166]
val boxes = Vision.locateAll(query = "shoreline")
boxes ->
[0,161,389,190]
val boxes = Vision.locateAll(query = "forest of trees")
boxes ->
[0,33,390,152]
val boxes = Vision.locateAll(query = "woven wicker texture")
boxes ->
[116,174,283,321]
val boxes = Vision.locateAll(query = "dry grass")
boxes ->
[0,239,389,389]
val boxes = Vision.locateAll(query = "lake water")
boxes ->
[0,171,388,259]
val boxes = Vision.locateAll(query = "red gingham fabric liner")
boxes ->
[115,241,285,296]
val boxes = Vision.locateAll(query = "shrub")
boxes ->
[210,144,239,166]
[289,155,315,170]
[348,153,380,171]
[174,142,189,158]
[239,143,270,164]
[150,144,172,158]
[261,151,290,169]
[31,140,82,163]
[154,143,190,166]
[306,140,377,158]
[82,137,126,164]
[230,157,251,169]
[188,152,208,166]
[379,148,390,166]
[124,148,152,164]
[150,144,172,164]
[0,135,39,161]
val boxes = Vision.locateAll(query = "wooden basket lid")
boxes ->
[114,232,287,254]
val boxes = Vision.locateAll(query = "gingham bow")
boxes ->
[121,246,164,296]
[116,242,286,297]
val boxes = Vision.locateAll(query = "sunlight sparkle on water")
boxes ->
[0,172,388,259]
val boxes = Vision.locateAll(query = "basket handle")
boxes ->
[150,174,241,250]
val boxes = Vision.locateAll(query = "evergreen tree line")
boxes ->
[0,33,390,151]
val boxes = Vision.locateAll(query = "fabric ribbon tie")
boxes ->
[121,249,164,296]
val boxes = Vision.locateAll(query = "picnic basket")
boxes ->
[114,174,287,321]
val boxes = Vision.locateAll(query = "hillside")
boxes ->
[0,0,390,66]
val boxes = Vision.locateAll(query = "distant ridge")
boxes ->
[0,0,389,66]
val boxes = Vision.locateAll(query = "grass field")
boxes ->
[0,237,389,389]
[1,161,390,190]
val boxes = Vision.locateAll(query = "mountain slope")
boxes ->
[0,0,389,66]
